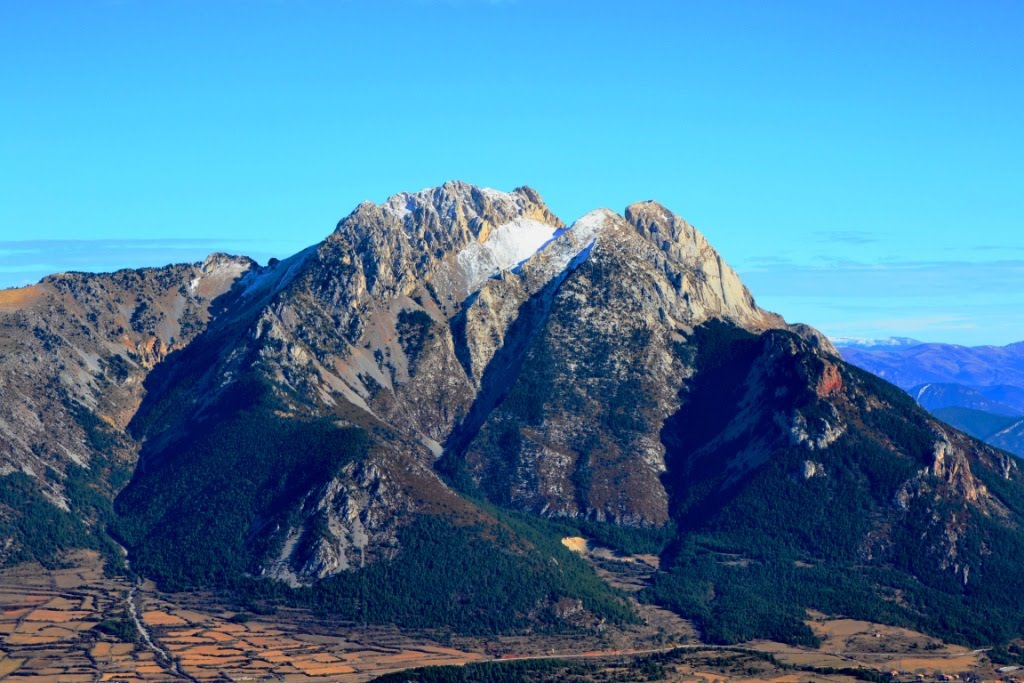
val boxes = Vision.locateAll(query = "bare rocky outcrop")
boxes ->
[265,456,414,585]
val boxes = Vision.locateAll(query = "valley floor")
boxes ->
[0,545,1013,682]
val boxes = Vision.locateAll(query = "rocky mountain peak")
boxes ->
[608,201,780,332]
[332,181,561,245]
[625,200,700,248]
[200,252,255,271]
[299,183,568,349]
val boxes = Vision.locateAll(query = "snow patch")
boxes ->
[484,208,614,296]
[432,209,613,305]
[992,418,1024,440]
[455,218,559,292]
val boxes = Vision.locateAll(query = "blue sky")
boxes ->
[2,1,1022,345]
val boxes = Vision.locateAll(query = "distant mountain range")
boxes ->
[829,336,924,349]
[836,338,1024,457]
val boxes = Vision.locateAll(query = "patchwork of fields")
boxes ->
[0,545,1015,682]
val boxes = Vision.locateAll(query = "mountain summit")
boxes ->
[118,182,798,582]
[3,183,1024,646]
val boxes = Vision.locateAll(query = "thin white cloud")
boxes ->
[0,238,294,289]
[813,230,880,245]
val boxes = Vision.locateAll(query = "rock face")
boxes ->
[7,182,1024,644]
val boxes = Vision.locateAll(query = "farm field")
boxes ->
[0,551,490,681]
[0,546,1017,682]
[0,546,690,681]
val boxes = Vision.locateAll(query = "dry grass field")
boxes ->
[748,613,992,680]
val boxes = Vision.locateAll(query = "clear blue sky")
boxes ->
[2,1,1022,344]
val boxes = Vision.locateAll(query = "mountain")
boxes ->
[839,341,1024,390]
[116,186,817,583]
[6,182,1024,648]
[0,254,254,565]
[114,185,652,630]
[839,342,1024,457]
[911,383,1021,416]
[931,406,1019,440]
[990,419,1024,460]
[831,336,923,349]
[928,406,1024,459]
[977,384,1024,415]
